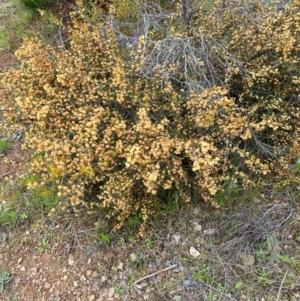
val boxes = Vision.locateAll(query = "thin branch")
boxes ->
[59,18,66,49]
[275,269,289,301]
[134,264,177,290]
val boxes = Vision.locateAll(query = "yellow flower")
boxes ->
[38,9,45,16]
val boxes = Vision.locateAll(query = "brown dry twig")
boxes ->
[134,264,177,291]
[219,203,295,260]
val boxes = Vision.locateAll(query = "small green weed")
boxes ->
[127,236,136,243]
[257,270,272,287]
[0,138,9,153]
[145,238,153,248]
[127,214,142,227]
[128,275,135,286]
[99,233,111,244]
[37,238,50,253]
[114,285,122,295]
[293,158,300,173]
[193,264,214,284]
[181,257,189,264]
[0,268,12,293]
[278,254,297,268]
[0,204,17,227]
[232,281,242,292]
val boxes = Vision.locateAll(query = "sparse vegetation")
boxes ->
[0,0,33,54]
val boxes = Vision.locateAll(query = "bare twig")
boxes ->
[107,0,247,94]
[275,269,289,301]
[134,264,177,290]
[219,203,295,260]
[251,130,277,159]
[58,18,65,49]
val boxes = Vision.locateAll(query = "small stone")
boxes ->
[117,262,123,270]
[80,275,86,281]
[86,270,93,276]
[189,247,200,258]
[63,275,68,281]
[143,294,150,300]
[130,253,137,263]
[194,224,202,232]
[173,296,182,301]
[68,255,75,266]
[17,257,22,263]
[44,282,51,289]
[89,295,95,301]
[108,287,114,297]
[160,250,167,259]
[92,271,98,278]
[88,258,92,264]
[140,281,148,288]
[193,207,200,215]
[173,235,180,244]
[73,281,78,288]
[15,277,21,284]
[31,267,38,273]
[20,266,26,272]
[240,253,255,267]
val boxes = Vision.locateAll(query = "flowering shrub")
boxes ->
[0,0,299,234]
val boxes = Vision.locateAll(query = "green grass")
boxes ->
[0,203,17,227]
[0,0,59,55]
[0,175,61,230]
[0,0,33,53]
[21,0,51,9]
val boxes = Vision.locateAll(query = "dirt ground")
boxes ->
[0,190,300,301]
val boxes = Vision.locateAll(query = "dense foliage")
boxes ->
[0,0,299,234]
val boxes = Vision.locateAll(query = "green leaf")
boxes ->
[234,281,242,290]
[278,254,296,265]
[294,158,300,172]
[0,268,12,292]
